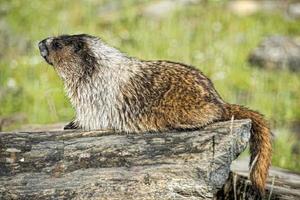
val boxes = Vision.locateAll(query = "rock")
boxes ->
[227,0,260,16]
[0,113,27,131]
[287,3,300,20]
[227,0,287,16]
[142,0,201,20]
[248,36,300,71]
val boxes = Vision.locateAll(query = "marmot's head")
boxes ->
[41,34,130,80]
[39,34,129,82]
[38,34,99,79]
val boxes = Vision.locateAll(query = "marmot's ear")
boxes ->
[74,42,84,53]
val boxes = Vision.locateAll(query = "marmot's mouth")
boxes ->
[38,40,53,65]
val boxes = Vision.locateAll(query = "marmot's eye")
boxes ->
[74,42,83,53]
[52,41,63,50]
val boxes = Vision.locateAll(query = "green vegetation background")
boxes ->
[0,0,299,171]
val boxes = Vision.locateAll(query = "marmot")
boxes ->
[38,34,271,195]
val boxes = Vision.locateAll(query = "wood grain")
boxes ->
[0,120,251,199]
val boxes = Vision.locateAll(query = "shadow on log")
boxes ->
[0,120,252,199]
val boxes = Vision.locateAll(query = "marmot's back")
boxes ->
[120,60,226,132]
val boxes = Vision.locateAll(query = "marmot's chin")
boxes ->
[43,57,54,66]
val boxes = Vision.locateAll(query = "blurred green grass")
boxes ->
[0,0,299,171]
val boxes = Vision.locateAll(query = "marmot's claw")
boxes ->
[64,121,79,130]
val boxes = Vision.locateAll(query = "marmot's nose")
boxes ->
[38,39,49,57]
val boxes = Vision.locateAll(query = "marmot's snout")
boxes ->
[38,38,53,65]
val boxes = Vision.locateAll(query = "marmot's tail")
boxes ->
[223,104,272,195]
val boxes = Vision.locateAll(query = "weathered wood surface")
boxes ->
[217,159,300,200]
[0,120,251,200]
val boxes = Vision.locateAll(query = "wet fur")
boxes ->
[39,34,272,195]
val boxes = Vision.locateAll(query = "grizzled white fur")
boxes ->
[62,37,139,131]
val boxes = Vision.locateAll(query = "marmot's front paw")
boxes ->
[64,120,80,130]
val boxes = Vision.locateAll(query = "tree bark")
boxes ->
[0,120,251,200]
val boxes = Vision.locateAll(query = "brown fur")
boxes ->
[223,104,272,194]
[39,34,272,196]
[120,61,225,131]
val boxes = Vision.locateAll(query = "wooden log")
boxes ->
[216,159,300,200]
[0,120,251,200]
